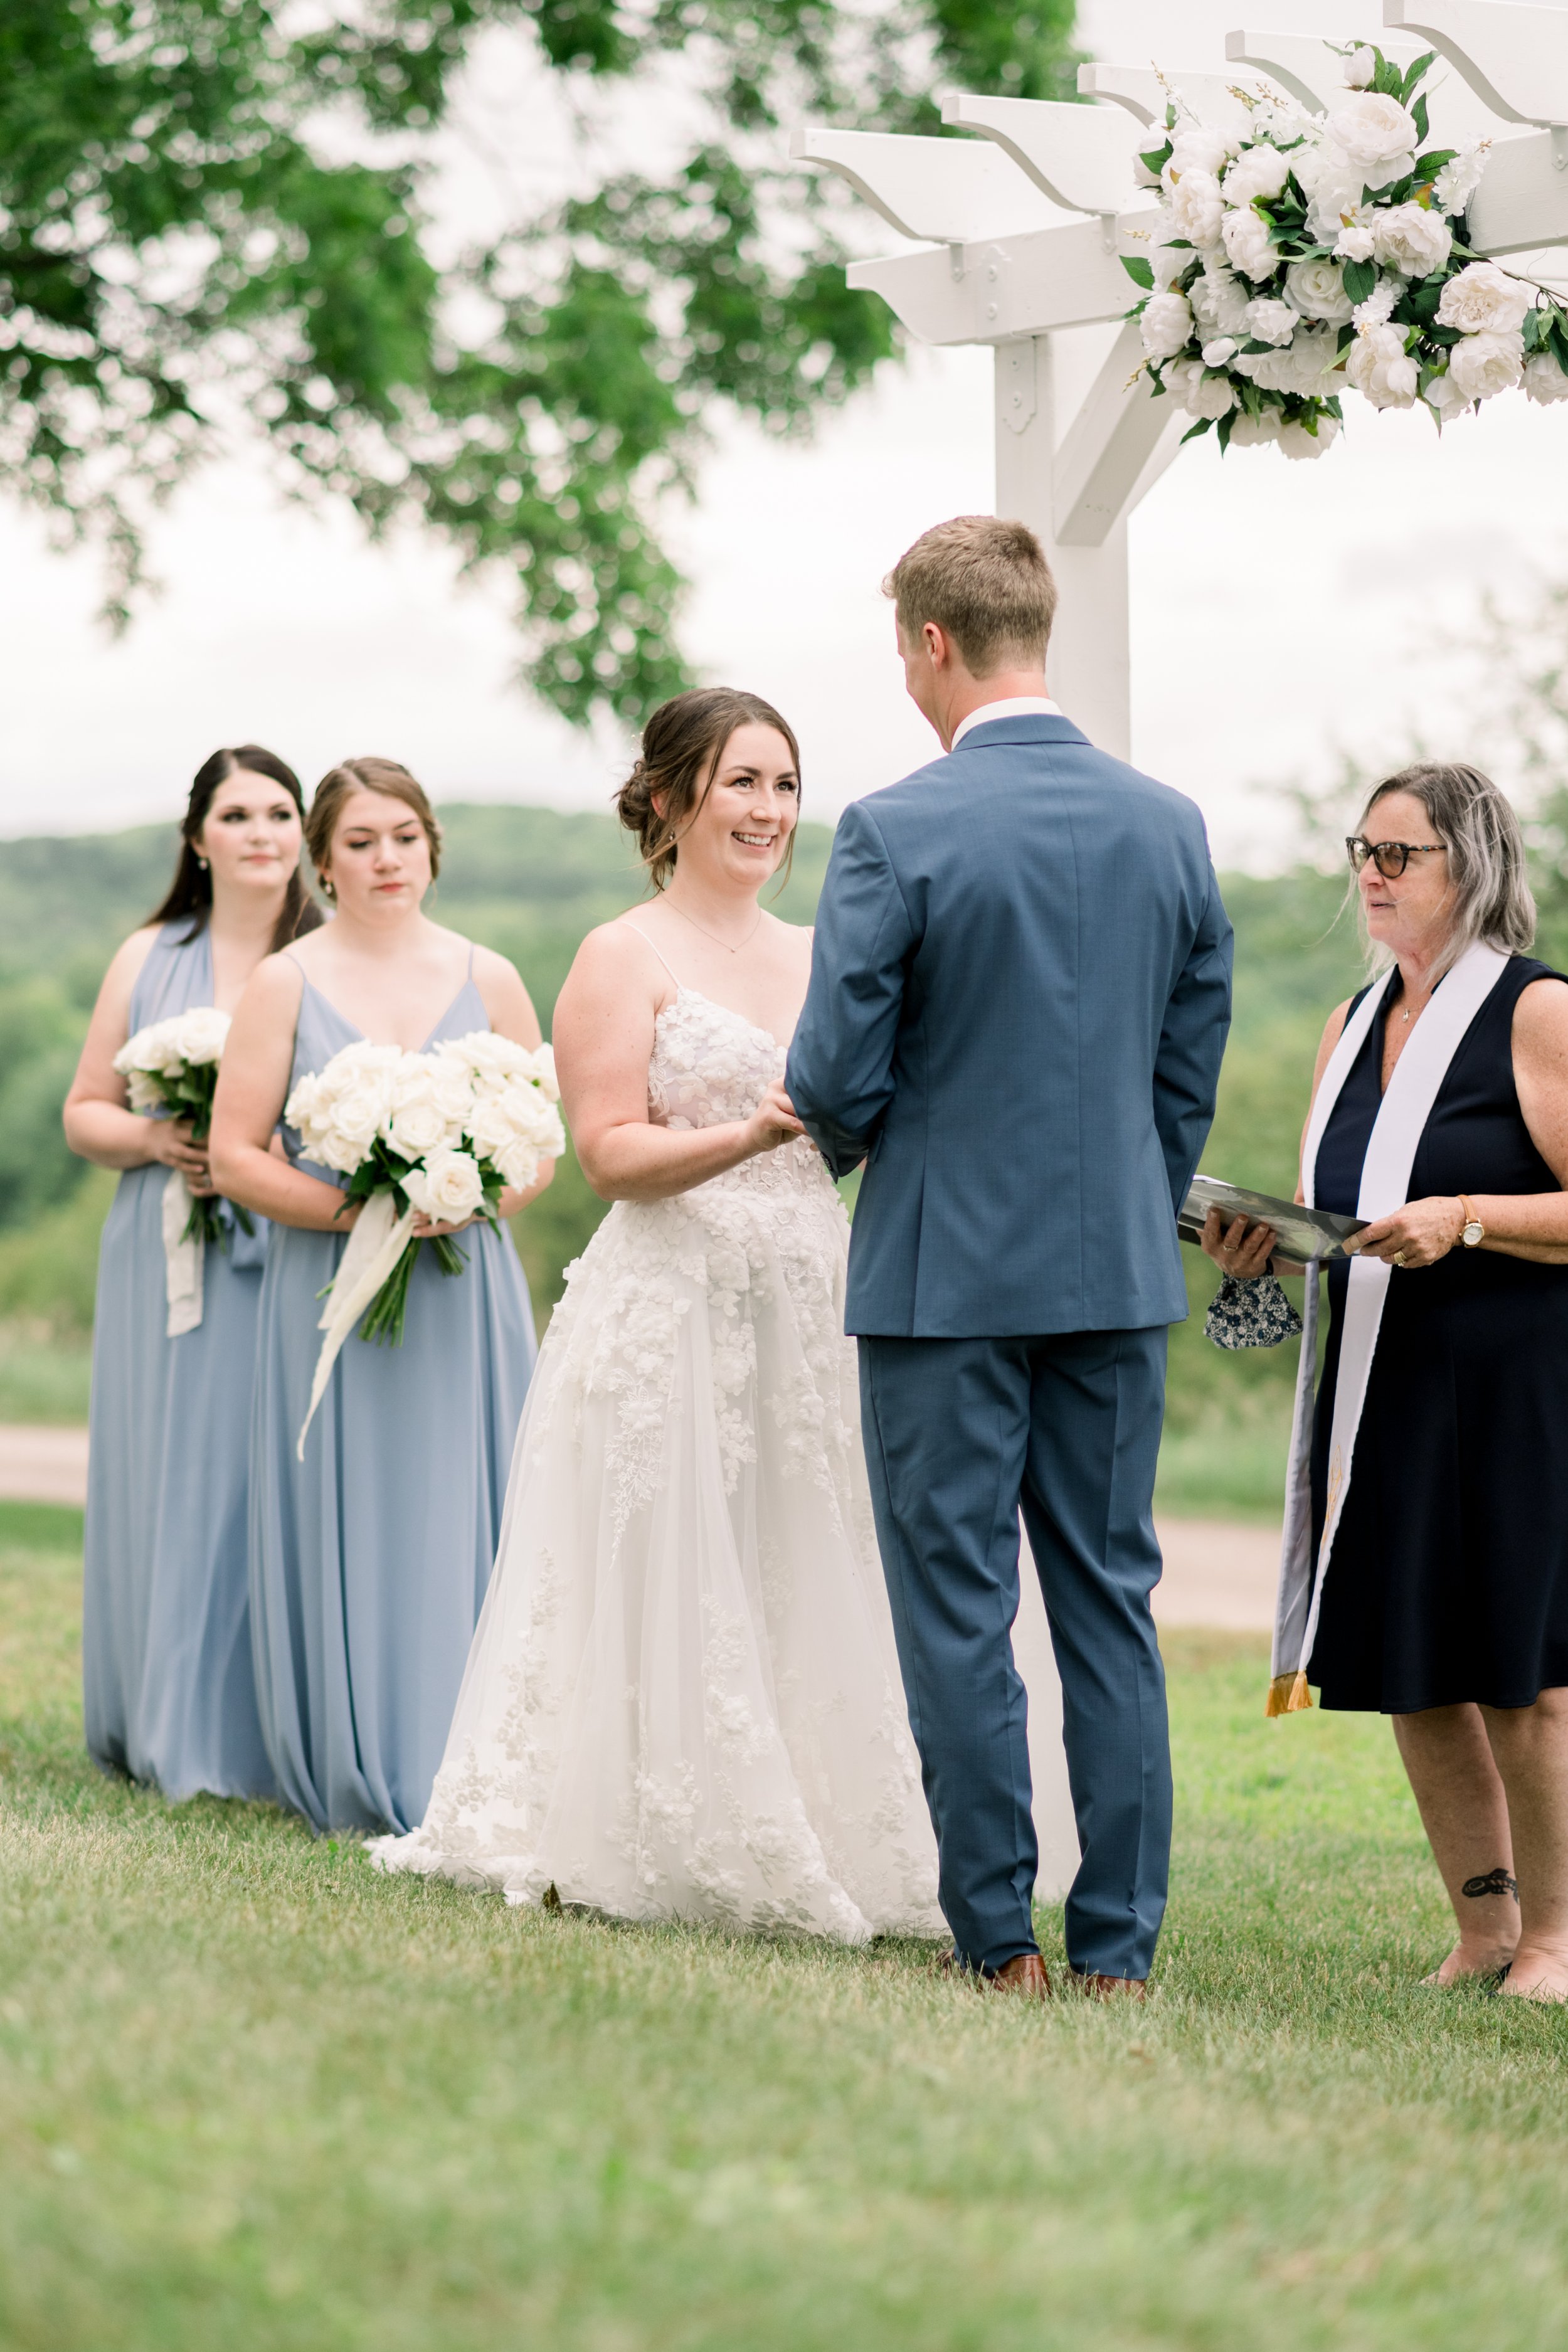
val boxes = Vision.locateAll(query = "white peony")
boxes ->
[404,1148,485,1222]
[1226,408,1281,448]
[1285,257,1354,324]
[1201,337,1239,368]
[1423,365,1470,418]
[1185,369,1236,420]
[1324,91,1418,177]
[1371,201,1452,278]
[1221,206,1278,283]
[1163,127,1236,187]
[1139,289,1195,362]
[1446,327,1525,405]
[1190,263,1251,338]
[1347,321,1419,409]
[1168,168,1225,251]
[1331,203,1379,264]
[1244,297,1298,347]
[1352,275,1401,328]
[1343,46,1377,89]
[1223,143,1292,208]
[1151,241,1190,291]
[1433,143,1490,218]
[1233,324,1342,397]
[1279,411,1342,460]
[1436,260,1532,337]
[1524,350,1568,405]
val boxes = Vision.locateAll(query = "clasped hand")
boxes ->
[743,1083,806,1157]
[150,1117,216,1196]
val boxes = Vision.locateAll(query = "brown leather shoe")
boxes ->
[985,1952,1052,2000]
[1070,1970,1147,2001]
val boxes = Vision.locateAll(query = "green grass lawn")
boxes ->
[6,1502,1568,2349]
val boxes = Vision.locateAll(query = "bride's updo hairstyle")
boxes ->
[617,688,802,893]
[147,744,322,953]
[306,757,443,899]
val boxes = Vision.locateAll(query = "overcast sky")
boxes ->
[4,0,1567,862]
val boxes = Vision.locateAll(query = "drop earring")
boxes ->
[319,876,336,901]
[197,856,209,871]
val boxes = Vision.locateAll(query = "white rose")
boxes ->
[1343,46,1377,89]
[1185,369,1236,420]
[1433,144,1489,219]
[124,1071,165,1113]
[1202,337,1239,368]
[1221,206,1278,283]
[284,1071,323,1130]
[406,1147,485,1222]
[529,1043,560,1104]
[125,1022,184,1076]
[1436,260,1532,338]
[1279,411,1341,460]
[1226,408,1281,448]
[1244,297,1298,347]
[1191,263,1251,338]
[1347,321,1419,409]
[1234,324,1341,397]
[326,1079,389,1157]
[1325,92,1418,176]
[1446,327,1525,405]
[174,1007,230,1066]
[1285,257,1353,324]
[1139,289,1194,361]
[493,1140,542,1192]
[1151,241,1189,292]
[1372,201,1452,278]
[1168,168,1225,252]
[1331,204,1378,264]
[1163,128,1235,188]
[1223,144,1291,208]
[314,1126,370,1177]
[385,1091,456,1160]
[1524,351,1568,405]
[465,1093,527,1158]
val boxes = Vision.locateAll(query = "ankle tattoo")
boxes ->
[1461,1867,1520,1903]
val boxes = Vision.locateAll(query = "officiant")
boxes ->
[1205,762,1568,2003]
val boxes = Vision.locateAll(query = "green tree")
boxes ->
[3,0,1079,724]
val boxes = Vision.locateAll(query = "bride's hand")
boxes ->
[741,1084,807,1158]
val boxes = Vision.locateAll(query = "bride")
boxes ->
[371,689,945,1940]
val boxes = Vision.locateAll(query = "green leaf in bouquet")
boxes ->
[1179,418,1213,443]
[1215,410,1235,453]
[1525,307,1547,353]
[1411,93,1430,147]
[1342,259,1378,305]
[1413,148,1456,181]
[1139,146,1171,177]
[1121,255,1155,290]
[1399,51,1438,104]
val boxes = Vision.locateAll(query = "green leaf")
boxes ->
[1121,255,1156,290]
[1216,409,1235,454]
[1342,258,1378,305]
[1140,147,1172,176]
[1525,307,1547,354]
[1414,149,1457,179]
[1411,92,1430,147]
[1399,50,1439,104]
[1180,417,1214,443]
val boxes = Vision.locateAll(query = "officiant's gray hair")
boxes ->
[1360,762,1535,978]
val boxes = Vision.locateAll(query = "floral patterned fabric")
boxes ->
[1203,1271,1303,1351]
[370,988,945,1941]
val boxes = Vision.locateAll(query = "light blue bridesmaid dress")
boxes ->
[248,956,538,1835]
[83,922,276,1800]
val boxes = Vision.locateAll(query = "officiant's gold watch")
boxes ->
[1459,1194,1485,1249]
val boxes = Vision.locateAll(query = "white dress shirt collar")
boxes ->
[950,695,1062,749]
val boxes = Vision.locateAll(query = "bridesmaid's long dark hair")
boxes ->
[148,746,324,953]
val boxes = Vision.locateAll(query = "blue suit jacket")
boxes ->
[785,716,1233,1338]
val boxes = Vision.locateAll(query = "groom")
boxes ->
[787,516,1232,1996]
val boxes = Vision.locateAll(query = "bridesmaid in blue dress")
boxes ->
[210,757,551,1835]
[64,746,322,1798]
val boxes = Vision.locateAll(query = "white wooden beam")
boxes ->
[1384,0,1568,126]
[940,93,1137,215]
[1077,62,1260,131]
[788,127,1066,244]
[1051,322,1181,547]
[845,208,1161,346]
[1468,126,1568,249]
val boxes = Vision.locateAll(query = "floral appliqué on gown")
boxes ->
[370,988,945,1941]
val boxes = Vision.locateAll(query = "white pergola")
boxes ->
[793,3,1568,758]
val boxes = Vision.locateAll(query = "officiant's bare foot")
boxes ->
[1500,1940,1568,2001]
[1420,1940,1517,1988]
[987,1952,1052,2000]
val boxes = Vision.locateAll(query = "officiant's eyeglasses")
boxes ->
[1345,837,1448,880]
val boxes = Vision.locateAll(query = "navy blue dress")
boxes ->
[1308,956,1568,1712]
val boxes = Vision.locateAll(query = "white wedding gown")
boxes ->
[370,983,1078,1939]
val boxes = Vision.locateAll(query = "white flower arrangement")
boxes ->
[1124,45,1568,460]
[285,1030,564,1346]
[114,1007,251,1249]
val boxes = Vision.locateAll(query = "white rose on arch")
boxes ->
[1446,329,1525,405]
[1524,351,1568,405]
[1372,202,1452,279]
[1139,290,1195,363]
[1243,297,1298,348]
[1347,322,1419,410]
[1325,92,1418,177]
[1279,411,1341,460]
[1226,409,1281,448]
[1222,144,1291,208]
[1285,258,1354,324]
[1221,207,1277,283]
[1437,261,1532,338]
[1163,127,1235,187]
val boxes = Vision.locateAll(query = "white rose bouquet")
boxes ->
[1125,45,1568,457]
[114,1007,253,1251]
[286,1030,564,1453]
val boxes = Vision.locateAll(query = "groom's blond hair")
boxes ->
[885,516,1056,677]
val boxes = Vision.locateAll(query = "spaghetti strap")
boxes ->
[466,943,475,980]
[616,921,683,989]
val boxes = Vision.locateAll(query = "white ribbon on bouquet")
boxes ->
[1269,938,1508,1715]
[161,1169,204,1338]
[296,1190,418,1459]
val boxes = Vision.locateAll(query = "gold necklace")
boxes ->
[669,901,763,956]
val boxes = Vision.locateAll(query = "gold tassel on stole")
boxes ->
[1264,1671,1313,1718]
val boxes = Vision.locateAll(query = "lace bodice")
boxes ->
[649,988,821,1194]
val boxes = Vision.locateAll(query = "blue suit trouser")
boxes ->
[857,1327,1172,1980]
